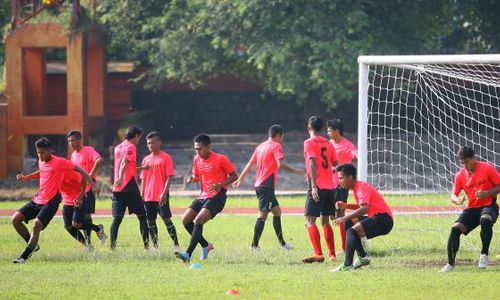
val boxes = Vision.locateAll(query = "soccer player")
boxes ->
[11,137,100,263]
[233,124,304,250]
[67,130,106,248]
[326,119,358,251]
[176,134,238,263]
[61,168,104,248]
[331,163,394,272]
[441,146,500,272]
[139,131,180,252]
[111,125,149,250]
[302,116,338,263]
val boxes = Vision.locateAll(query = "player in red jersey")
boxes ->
[12,137,100,263]
[302,116,338,263]
[326,119,358,252]
[441,146,500,272]
[67,130,106,248]
[111,125,149,250]
[140,131,180,252]
[176,134,238,263]
[331,164,393,272]
[233,125,304,251]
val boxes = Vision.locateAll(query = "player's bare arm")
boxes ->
[335,204,368,225]
[475,184,500,199]
[212,171,239,192]
[113,158,129,188]
[89,157,103,177]
[233,160,255,188]
[16,170,40,181]
[160,175,173,205]
[309,158,319,202]
[74,165,100,195]
[278,159,305,175]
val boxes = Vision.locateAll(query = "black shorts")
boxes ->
[112,190,146,217]
[83,190,96,214]
[456,202,499,235]
[304,188,335,217]
[189,189,227,219]
[358,213,394,239]
[255,187,279,212]
[62,205,85,227]
[18,194,61,228]
[145,195,173,220]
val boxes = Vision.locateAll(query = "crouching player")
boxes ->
[11,137,100,263]
[331,164,393,272]
[441,146,500,272]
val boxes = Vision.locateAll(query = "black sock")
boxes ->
[344,228,366,266]
[480,218,493,255]
[273,216,286,246]
[148,220,159,247]
[20,245,35,260]
[164,219,179,245]
[447,227,462,266]
[110,216,123,249]
[66,227,86,244]
[252,218,266,247]
[138,215,149,249]
[84,216,92,244]
[184,222,208,247]
[186,224,204,256]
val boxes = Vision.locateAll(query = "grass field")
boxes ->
[0,194,453,210]
[0,211,499,299]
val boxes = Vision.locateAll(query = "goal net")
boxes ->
[357,55,500,252]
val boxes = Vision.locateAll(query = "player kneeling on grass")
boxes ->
[176,134,238,263]
[139,131,180,252]
[11,137,100,264]
[441,146,500,272]
[331,164,393,272]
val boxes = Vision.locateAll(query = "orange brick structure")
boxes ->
[3,23,106,175]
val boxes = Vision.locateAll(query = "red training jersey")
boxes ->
[330,138,357,187]
[34,155,74,205]
[251,138,284,188]
[141,151,175,202]
[303,135,337,190]
[61,170,83,206]
[353,181,393,219]
[71,145,101,193]
[452,161,500,208]
[113,140,138,192]
[193,152,235,199]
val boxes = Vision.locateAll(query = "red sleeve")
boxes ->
[487,165,500,186]
[330,144,337,164]
[304,140,316,160]
[165,155,175,176]
[451,173,463,196]
[221,155,236,174]
[140,157,147,179]
[357,188,371,206]
[124,145,136,162]
[62,159,75,172]
[88,147,102,161]
[274,144,284,161]
[192,157,200,177]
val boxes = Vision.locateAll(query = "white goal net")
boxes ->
[357,55,500,251]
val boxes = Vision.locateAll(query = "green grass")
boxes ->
[0,214,498,299]
[0,194,452,210]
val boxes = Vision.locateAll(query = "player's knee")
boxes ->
[72,222,82,229]
[450,226,462,237]
[346,228,358,239]
[33,220,44,231]
[11,212,23,225]
[480,216,492,228]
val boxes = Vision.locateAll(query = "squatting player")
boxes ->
[332,163,393,272]
[176,134,238,263]
[441,146,500,272]
[302,116,338,263]
[233,124,304,251]
[12,137,100,263]
[140,131,180,252]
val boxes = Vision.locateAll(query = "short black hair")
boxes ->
[457,146,475,160]
[146,131,161,140]
[326,119,344,136]
[194,134,211,146]
[336,163,357,180]
[35,137,52,149]
[125,125,142,140]
[308,116,324,132]
[268,124,284,138]
[67,130,82,139]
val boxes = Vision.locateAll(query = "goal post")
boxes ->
[357,54,500,193]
